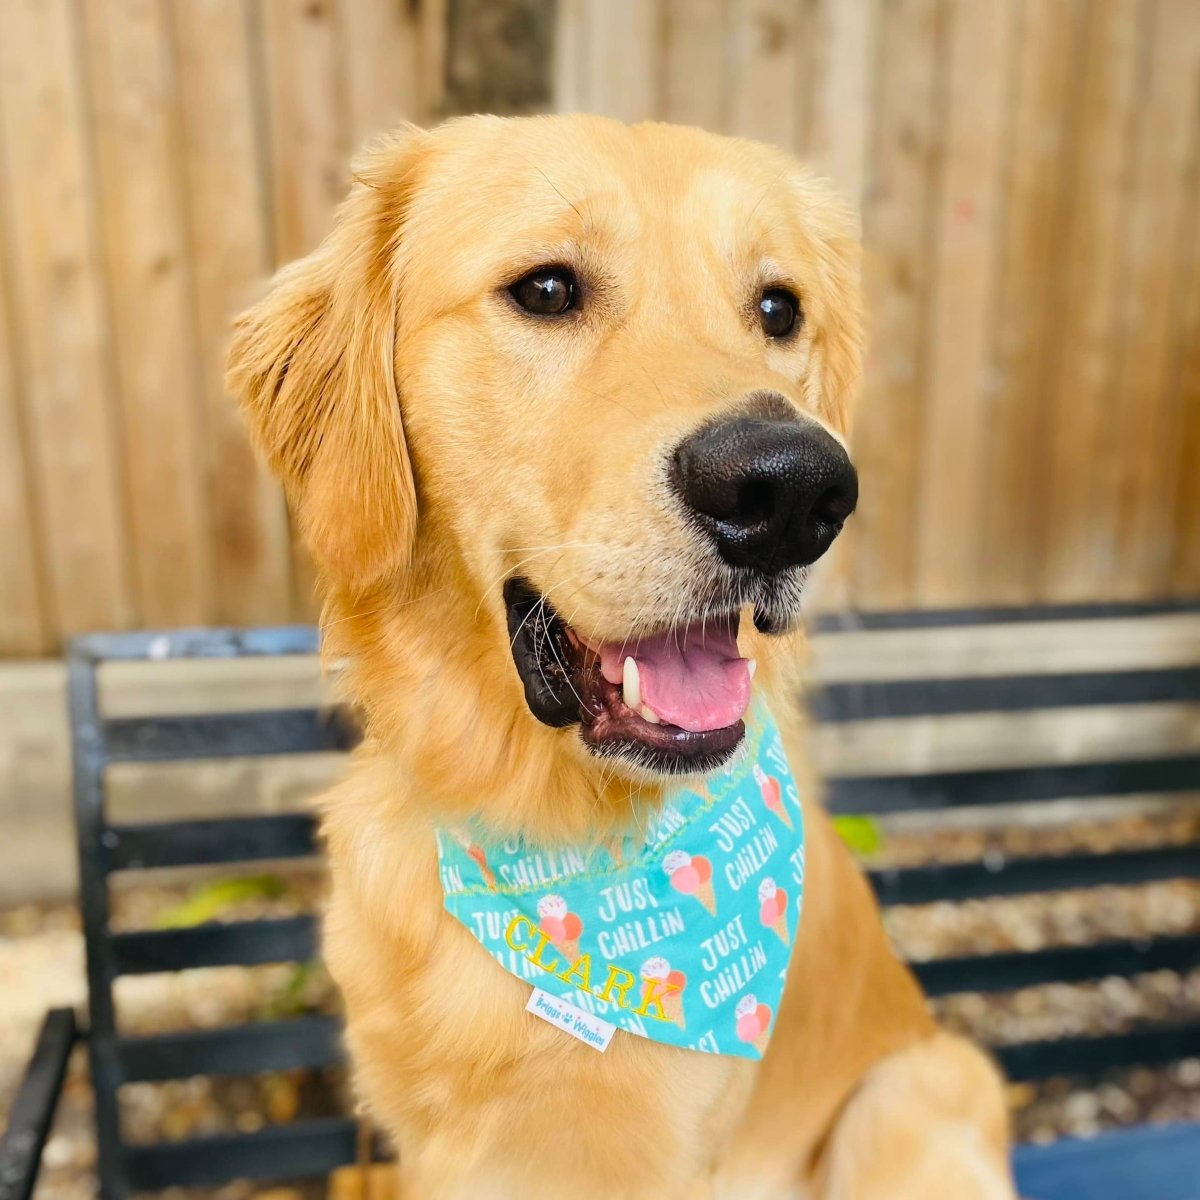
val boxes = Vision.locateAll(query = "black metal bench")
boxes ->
[1,603,1197,1199]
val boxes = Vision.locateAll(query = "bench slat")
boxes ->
[828,754,1200,813]
[914,933,1200,997]
[103,708,359,762]
[815,668,1200,721]
[998,1023,1200,1082]
[72,627,321,663]
[107,814,318,871]
[120,1116,356,1191]
[869,844,1200,905]
[108,917,316,975]
[815,600,1200,631]
[115,1016,343,1083]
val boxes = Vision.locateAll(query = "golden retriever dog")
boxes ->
[228,114,1016,1199]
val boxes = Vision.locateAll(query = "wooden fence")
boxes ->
[1,0,1198,656]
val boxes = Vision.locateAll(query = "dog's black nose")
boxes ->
[671,415,858,573]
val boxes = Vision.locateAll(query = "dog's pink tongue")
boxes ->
[598,624,751,733]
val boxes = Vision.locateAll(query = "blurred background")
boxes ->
[0,2,1198,1197]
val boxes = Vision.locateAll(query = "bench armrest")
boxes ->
[0,1009,78,1200]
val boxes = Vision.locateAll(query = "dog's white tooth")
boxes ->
[640,705,661,725]
[622,656,641,710]
[747,657,757,679]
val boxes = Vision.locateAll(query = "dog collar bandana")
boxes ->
[437,706,804,1058]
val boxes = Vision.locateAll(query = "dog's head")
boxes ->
[228,115,860,818]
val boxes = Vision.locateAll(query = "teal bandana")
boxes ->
[437,705,804,1058]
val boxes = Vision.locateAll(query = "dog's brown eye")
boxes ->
[509,267,578,316]
[759,288,800,338]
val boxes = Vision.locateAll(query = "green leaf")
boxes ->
[833,815,883,857]
[154,875,287,929]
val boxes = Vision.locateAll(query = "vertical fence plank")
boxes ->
[575,0,662,121]
[341,0,430,141]
[258,0,351,265]
[0,203,47,654]
[0,0,133,638]
[802,0,875,610]
[1165,29,1200,599]
[1037,0,1143,601]
[553,0,588,112]
[1106,0,1200,597]
[82,0,214,627]
[807,0,874,205]
[727,0,801,149]
[257,0,353,619]
[171,0,294,626]
[977,0,1082,603]
[851,0,944,610]
[661,0,727,130]
[1168,186,1200,595]
[912,0,1017,606]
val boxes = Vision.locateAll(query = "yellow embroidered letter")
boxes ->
[557,953,592,991]
[597,964,636,1008]
[504,915,533,952]
[634,979,669,1021]
[527,930,561,974]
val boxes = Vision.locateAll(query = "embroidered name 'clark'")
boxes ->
[437,705,805,1059]
[505,915,680,1022]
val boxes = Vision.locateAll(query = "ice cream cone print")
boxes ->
[466,844,497,890]
[642,957,687,1029]
[693,879,717,915]
[758,878,789,946]
[449,830,498,889]
[753,763,791,829]
[663,850,717,916]
[662,988,686,1028]
[735,995,773,1058]
[536,895,584,961]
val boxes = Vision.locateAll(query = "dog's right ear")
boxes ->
[227,128,428,593]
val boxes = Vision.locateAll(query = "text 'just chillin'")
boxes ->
[504,915,678,1021]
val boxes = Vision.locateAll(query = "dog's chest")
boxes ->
[332,879,757,1193]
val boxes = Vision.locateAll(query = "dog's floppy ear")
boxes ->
[794,174,864,437]
[814,224,863,438]
[227,129,427,592]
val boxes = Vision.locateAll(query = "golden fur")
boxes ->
[228,114,1016,1199]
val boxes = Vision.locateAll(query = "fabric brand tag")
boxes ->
[525,987,616,1052]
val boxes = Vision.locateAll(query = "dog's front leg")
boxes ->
[812,1033,1017,1200]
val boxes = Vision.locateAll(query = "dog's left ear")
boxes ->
[798,178,864,438]
[227,129,427,593]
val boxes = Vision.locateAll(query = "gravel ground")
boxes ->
[2,810,1198,1197]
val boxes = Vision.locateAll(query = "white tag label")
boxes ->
[525,988,616,1052]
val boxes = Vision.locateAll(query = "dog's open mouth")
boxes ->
[504,578,752,774]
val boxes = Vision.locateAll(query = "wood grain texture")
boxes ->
[977,0,1082,603]
[851,0,945,609]
[1168,88,1200,597]
[660,0,727,130]
[1106,0,1200,598]
[727,0,801,149]
[912,0,1018,606]
[0,196,46,654]
[83,0,214,627]
[341,0,427,137]
[171,0,294,625]
[258,0,353,619]
[1037,0,1143,602]
[0,0,133,637]
[0,1,1197,656]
